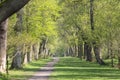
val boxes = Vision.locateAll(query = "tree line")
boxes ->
[56,0,120,66]
[0,0,120,74]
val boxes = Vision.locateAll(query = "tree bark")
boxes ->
[33,43,39,60]
[78,44,83,59]
[84,42,92,62]
[74,44,78,57]
[10,48,22,69]
[0,0,30,24]
[94,46,105,65]
[90,0,94,30]
[39,39,48,58]
[23,44,28,64]
[0,19,8,73]
[28,45,33,62]
[69,47,73,57]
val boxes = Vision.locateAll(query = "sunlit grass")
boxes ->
[8,58,52,80]
[50,57,120,80]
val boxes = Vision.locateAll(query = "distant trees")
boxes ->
[7,0,59,69]
[57,0,120,66]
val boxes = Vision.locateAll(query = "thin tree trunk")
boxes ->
[0,19,8,73]
[106,41,110,59]
[84,42,92,61]
[117,46,120,69]
[28,45,33,62]
[65,48,69,56]
[78,44,83,59]
[117,48,120,69]
[23,44,28,64]
[69,47,73,56]
[110,42,114,67]
[74,44,78,57]
[33,43,39,60]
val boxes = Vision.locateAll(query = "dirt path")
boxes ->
[28,57,59,80]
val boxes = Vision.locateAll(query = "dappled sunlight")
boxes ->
[50,57,120,80]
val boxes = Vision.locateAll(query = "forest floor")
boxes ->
[50,57,120,80]
[28,57,59,80]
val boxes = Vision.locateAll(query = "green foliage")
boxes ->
[7,0,60,56]
[7,0,120,73]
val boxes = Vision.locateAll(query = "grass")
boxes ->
[50,57,120,80]
[7,58,52,80]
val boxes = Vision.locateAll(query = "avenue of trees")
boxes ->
[57,0,120,66]
[0,0,120,74]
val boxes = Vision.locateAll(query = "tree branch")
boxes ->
[0,0,30,24]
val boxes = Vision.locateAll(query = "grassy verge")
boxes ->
[50,57,120,80]
[7,58,52,80]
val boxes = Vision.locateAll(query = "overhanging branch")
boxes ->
[0,0,30,24]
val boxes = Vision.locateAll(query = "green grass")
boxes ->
[0,73,9,80]
[8,58,52,80]
[50,57,120,80]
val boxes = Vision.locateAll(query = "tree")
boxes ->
[10,9,24,69]
[0,0,30,73]
[90,0,105,65]
[0,19,8,73]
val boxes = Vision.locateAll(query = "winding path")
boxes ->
[28,57,59,80]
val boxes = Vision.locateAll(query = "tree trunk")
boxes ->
[117,46,120,69]
[0,19,8,73]
[33,43,39,60]
[28,45,33,62]
[65,48,69,56]
[105,41,110,59]
[10,48,22,69]
[110,42,114,67]
[39,39,48,58]
[69,47,73,57]
[72,45,77,57]
[39,42,42,55]
[78,43,83,59]
[84,42,92,62]
[10,9,24,69]
[23,44,28,64]
[93,46,105,65]
[90,0,105,65]
[23,52,28,64]
[117,50,120,69]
